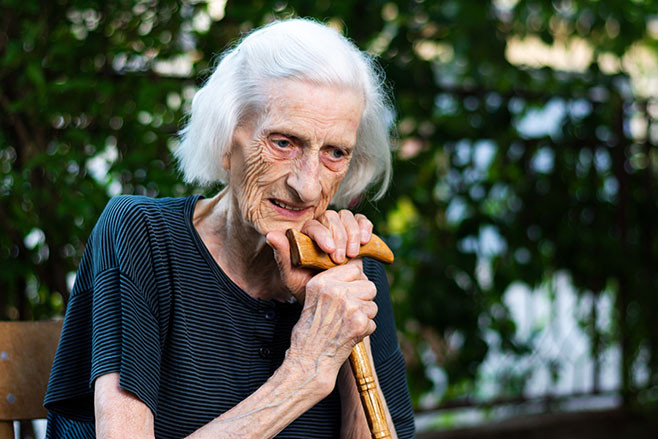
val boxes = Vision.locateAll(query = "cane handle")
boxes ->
[286,229,394,270]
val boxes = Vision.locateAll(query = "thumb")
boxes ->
[266,231,310,304]
[266,231,292,274]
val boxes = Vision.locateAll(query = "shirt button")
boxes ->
[264,309,277,320]
[259,347,272,359]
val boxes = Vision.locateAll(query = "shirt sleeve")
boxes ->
[364,258,416,439]
[45,196,163,421]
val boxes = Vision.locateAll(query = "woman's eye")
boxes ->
[273,139,291,149]
[330,148,346,159]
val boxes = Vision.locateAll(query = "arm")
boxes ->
[95,374,154,438]
[96,328,400,439]
[96,356,330,439]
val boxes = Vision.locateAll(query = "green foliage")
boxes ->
[2,0,657,411]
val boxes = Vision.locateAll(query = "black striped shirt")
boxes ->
[44,195,415,438]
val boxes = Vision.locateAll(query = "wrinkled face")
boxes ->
[224,79,364,236]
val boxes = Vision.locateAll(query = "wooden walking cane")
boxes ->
[286,229,394,439]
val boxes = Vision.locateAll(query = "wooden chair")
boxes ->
[0,321,63,439]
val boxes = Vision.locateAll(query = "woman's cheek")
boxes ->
[239,140,273,223]
[313,172,346,217]
[320,153,351,173]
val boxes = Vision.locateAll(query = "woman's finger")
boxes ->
[319,260,365,282]
[346,279,377,301]
[301,219,336,254]
[339,210,361,258]
[302,211,375,264]
[361,300,378,320]
[317,210,347,263]
[354,213,373,245]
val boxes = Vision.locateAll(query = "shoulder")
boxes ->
[84,195,193,272]
[94,195,191,237]
[98,195,187,222]
[95,195,153,232]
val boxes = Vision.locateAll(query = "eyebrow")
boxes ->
[266,129,354,151]
[274,131,305,145]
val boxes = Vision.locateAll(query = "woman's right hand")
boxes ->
[284,260,378,393]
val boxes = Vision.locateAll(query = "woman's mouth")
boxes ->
[268,199,312,218]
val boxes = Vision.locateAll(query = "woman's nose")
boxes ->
[286,156,322,203]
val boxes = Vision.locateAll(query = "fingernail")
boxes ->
[361,229,369,242]
[348,242,359,255]
[336,249,345,262]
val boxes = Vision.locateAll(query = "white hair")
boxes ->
[176,18,394,207]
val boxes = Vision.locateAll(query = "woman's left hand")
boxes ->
[265,209,373,302]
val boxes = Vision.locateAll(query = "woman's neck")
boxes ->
[193,190,290,302]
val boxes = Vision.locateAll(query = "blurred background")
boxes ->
[2,0,658,437]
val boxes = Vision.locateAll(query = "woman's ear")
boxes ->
[222,149,231,171]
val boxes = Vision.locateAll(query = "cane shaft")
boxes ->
[286,229,394,439]
[350,341,393,439]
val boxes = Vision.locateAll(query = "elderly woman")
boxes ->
[45,19,414,438]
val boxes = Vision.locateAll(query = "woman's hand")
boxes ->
[265,210,378,390]
[302,210,373,263]
[266,209,373,302]
[286,260,378,392]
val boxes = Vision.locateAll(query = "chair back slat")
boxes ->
[0,320,63,427]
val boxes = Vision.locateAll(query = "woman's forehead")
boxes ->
[255,80,364,145]
[263,79,365,112]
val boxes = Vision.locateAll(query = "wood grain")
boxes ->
[349,342,393,438]
[286,229,394,270]
[0,320,63,439]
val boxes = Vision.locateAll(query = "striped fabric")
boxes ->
[44,195,415,438]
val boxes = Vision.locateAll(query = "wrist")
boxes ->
[280,350,338,400]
